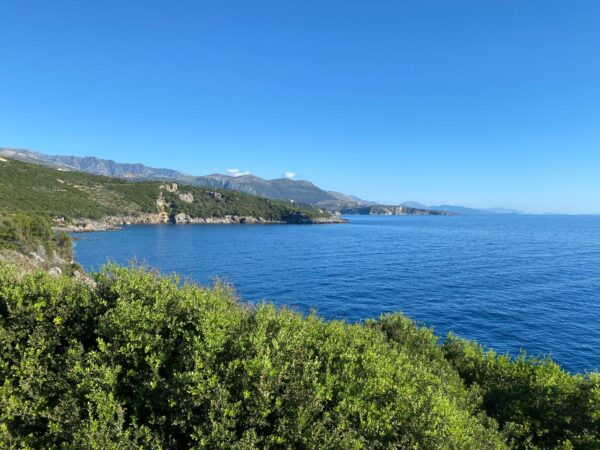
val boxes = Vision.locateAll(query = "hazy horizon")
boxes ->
[2,1,599,214]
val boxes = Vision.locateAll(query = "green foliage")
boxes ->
[162,188,323,221]
[0,265,597,448]
[0,212,72,261]
[0,265,507,448]
[0,160,132,219]
[442,335,600,449]
[0,158,329,222]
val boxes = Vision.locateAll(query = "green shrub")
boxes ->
[442,335,600,449]
[0,264,598,448]
[0,212,72,261]
[0,265,506,449]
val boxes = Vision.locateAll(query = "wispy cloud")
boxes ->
[226,168,251,177]
[282,171,297,179]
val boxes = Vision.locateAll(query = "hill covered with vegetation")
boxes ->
[0,158,340,224]
[0,213,70,258]
[0,264,598,449]
[0,148,356,207]
[0,212,74,272]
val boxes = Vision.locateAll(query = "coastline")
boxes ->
[55,213,347,233]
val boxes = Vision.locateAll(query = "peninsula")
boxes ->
[0,158,345,232]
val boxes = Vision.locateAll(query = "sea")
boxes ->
[73,214,600,373]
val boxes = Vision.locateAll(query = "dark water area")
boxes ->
[74,215,600,373]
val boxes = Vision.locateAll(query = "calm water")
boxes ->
[73,215,600,373]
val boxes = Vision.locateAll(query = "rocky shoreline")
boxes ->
[55,212,347,232]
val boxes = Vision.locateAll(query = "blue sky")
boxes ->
[1,1,599,213]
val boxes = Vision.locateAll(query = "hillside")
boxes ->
[0,158,342,226]
[0,148,357,206]
[399,200,429,209]
[194,173,339,204]
[0,212,74,272]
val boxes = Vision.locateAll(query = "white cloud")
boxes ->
[226,168,251,177]
[282,171,297,179]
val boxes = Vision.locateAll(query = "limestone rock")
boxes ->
[48,267,62,277]
[174,213,191,224]
[178,192,194,203]
[161,183,178,192]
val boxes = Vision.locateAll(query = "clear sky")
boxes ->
[1,1,599,213]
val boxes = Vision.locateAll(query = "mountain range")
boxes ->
[0,157,341,228]
[0,148,366,209]
[0,148,523,215]
[428,205,524,215]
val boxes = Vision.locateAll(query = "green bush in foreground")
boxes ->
[442,337,600,449]
[0,265,598,449]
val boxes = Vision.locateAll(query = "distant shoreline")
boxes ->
[56,213,347,233]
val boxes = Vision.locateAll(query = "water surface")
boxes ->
[74,215,600,372]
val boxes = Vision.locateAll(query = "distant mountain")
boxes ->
[429,205,525,215]
[479,207,524,215]
[326,191,366,204]
[0,148,190,181]
[429,205,493,215]
[399,201,429,209]
[0,148,366,207]
[340,205,454,216]
[193,174,339,205]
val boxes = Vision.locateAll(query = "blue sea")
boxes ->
[73,215,600,373]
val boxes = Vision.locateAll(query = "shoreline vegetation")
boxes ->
[1,159,599,448]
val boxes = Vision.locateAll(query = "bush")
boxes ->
[0,265,506,448]
[0,212,72,261]
[0,265,598,448]
[442,335,600,449]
